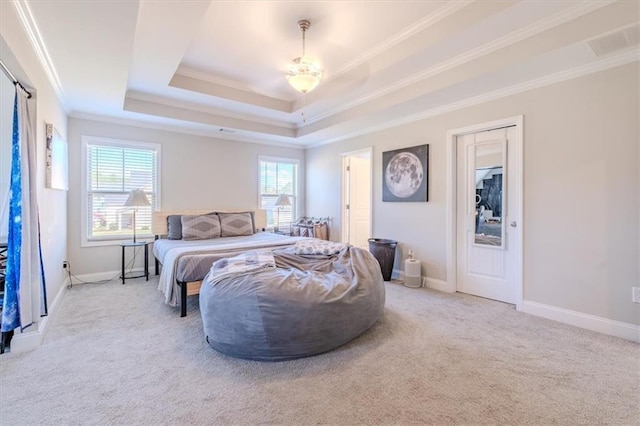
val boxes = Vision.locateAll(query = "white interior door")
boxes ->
[342,149,371,249]
[456,126,521,304]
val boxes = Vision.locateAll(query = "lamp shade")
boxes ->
[124,189,150,207]
[274,194,292,208]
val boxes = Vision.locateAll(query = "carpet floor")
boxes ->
[0,277,638,425]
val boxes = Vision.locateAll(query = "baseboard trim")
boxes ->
[72,268,143,284]
[11,276,69,353]
[393,269,450,292]
[522,300,640,343]
[425,277,452,292]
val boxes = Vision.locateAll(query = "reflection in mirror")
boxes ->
[474,142,504,247]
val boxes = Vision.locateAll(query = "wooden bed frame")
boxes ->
[151,209,267,316]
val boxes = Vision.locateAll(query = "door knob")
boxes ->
[510,221,517,228]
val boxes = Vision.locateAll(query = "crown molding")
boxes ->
[327,0,473,82]
[13,0,66,108]
[70,49,637,151]
[126,90,295,129]
[304,0,616,126]
[173,66,294,112]
[397,48,639,127]
[71,49,638,151]
[176,66,254,91]
[306,49,638,149]
[175,66,292,102]
[124,96,296,139]
[69,111,305,149]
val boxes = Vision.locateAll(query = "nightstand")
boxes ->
[120,241,150,284]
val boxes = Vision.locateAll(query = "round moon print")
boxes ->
[385,152,424,198]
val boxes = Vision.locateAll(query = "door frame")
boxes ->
[445,115,524,310]
[340,147,373,245]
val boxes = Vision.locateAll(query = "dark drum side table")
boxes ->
[120,241,150,284]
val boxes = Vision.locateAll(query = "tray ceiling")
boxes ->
[12,0,640,147]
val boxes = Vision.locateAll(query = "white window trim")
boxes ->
[81,135,162,247]
[258,155,300,231]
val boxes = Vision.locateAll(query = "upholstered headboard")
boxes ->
[152,209,267,236]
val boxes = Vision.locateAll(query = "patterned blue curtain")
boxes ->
[1,91,22,332]
[1,86,47,333]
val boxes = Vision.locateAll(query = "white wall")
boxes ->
[67,118,305,276]
[1,5,69,338]
[306,63,639,327]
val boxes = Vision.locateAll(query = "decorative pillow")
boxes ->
[181,213,221,240]
[294,240,346,256]
[166,215,183,240]
[296,225,314,238]
[218,212,254,237]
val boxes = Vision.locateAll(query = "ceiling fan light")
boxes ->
[285,19,322,94]
[287,74,320,94]
[286,57,322,93]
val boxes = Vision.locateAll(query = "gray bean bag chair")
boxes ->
[199,245,385,361]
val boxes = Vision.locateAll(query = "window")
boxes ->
[82,136,160,245]
[259,156,299,230]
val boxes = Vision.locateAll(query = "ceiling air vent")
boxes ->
[588,24,640,57]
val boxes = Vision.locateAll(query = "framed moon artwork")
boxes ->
[382,144,429,202]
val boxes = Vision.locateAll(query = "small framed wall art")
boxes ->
[382,144,429,202]
[45,123,68,191]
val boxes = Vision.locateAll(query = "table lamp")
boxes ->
[273,194,291,232]
[124,189,150,242]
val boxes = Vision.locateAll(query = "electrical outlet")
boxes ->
[62,261,69,269]
[633,287,640,304]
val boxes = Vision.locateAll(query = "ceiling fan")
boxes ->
[285,19,323,94]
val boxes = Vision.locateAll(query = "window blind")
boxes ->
[259,158,298,230]
[86,143,158,241]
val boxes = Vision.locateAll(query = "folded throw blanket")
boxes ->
[205,249,275,285]
[294,240,347,256]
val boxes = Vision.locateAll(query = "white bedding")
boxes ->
[154,232,307,306]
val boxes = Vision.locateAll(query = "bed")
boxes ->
[152,209,307,316]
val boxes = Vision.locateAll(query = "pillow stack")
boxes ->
[166,211,255,240]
